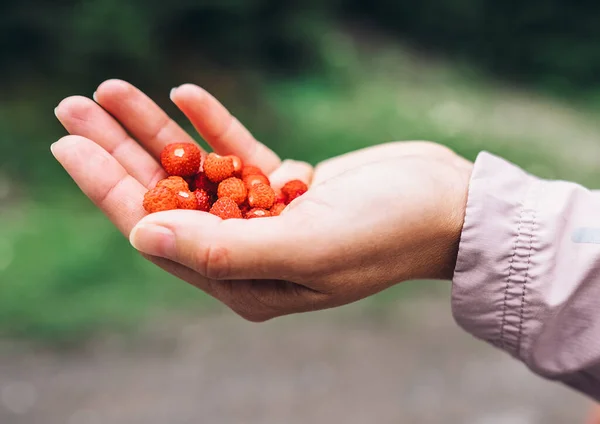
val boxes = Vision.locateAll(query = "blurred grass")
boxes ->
[2,31,600,344]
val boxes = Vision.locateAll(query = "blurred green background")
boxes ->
[2,0,600,344]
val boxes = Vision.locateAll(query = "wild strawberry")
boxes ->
[184,175,196,191]
[217,177,247,205]
[275,191,287,204]
[194,172,218,196]
[143,186,178,214]
[239,201,252,215]
[245,208,271,219]
[270,202,287,217]
[203,153,235,183]
[248,183,276,209]
[281,180,308,204]
[241,165,265,178]
[160,143,202,177]
[175,190,197,210]
[210,197,243,220]
[243,173,270,189]
[227,155,243,176]
[155,176,189,193]
[194,189,212,212]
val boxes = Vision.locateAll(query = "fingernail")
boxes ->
[129,224,176,258]
[169,87,179,100]
[50,142,58,156]
[92,91,98,102]
[53,107,59,118]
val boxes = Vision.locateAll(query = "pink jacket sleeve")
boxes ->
[452,152,600,400]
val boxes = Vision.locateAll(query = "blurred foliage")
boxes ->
[2,0,600,92]
[1,0,600,343]
[346,0,600,93]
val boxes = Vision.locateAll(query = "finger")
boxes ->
[170,84,281,173]
[128,209,311,281]
[145,254,230,303]
[55,96,166,188]
[51,136,229,301]
[94,79,198,158]
[267,159,313,191]
[130,213,330,322]
[148,254,327,323]
[50,135,148,236]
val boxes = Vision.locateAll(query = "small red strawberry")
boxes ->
[155,176,189,193]
[270,202,286,217]
[241,165,265,178]
[217,177,247,205]
[281,180,308,204]
[239,201,252,215]
[210,197,243,220]
[227,155,243,176]
[203,153,235,183]
[194,189,212,212]
[143,186,178,214]
[184,175,197,191]
[243,173,270,189]
[245,208,271,219]
[194,172,218,196]
[248,183,276,209]
[160,143,202,177]
[175,190,197,210]
[275,191,287,205]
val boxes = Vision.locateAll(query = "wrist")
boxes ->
[440,155,473,280]
[421,154,473,281]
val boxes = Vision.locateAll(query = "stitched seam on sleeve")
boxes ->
[517,183,538,356]
[499,199,526,348]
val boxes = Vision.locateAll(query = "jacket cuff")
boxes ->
[452,152,540,357]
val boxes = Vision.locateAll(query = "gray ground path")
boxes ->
[0,295,590,424]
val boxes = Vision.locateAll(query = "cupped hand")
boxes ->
[52,80,472,322]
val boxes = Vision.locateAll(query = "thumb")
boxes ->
[128,210,308,280]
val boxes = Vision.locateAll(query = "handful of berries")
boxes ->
[143,143,308,220]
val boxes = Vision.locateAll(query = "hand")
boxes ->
[53,80,473,322]
[52,79,311,311]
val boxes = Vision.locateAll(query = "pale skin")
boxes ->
[52,79,473,322]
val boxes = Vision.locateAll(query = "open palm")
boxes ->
[53,80,471,322]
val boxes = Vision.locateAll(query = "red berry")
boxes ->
[243,173,270,188]
[175,190,197,210]
[184,175,196,191]
[160,143,202,177]
[245,208,271,219]
[241,165,265,178]
[277,192,287,204]
[210,197,243,220]
[194,189,212,212]
[281,180,308,204]
[248,183,276,209]
[155,176,189,193]
[239,201,252,215]
[194,172,218,196]
[204,153,235,183]
[227,155,243,176]
[217,177,247,205]
[270,202,287,217]
[143,186,178,214]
